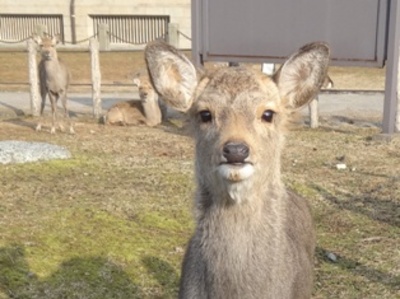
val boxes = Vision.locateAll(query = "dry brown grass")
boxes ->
[0,49,398,299]
[0,115,399,298]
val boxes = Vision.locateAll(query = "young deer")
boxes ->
[145,41,330,299]
[34,35,74,134]
[103,75,162,126]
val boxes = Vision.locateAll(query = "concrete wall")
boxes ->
[0,0,192,49]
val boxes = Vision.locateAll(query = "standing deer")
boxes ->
[103,75,162,126]
[34,35,74,134]
[145,41,330,299]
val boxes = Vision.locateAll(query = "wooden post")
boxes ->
[167,23,179,48]
[309,98,319,128]
[90,38,102,118]
[98,23,110,51]
[27,38,40,116]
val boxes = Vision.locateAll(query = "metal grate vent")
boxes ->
[91,14,169,44]
[0,14,64,41]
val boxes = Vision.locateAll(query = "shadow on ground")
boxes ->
[311,181,399,227]
[0,245,179,299]
[316,247,400,289]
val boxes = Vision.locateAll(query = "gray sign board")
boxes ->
[192,0,399,135]
[193,0,388,66]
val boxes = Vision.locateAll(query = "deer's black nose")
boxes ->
[223,142,249,163]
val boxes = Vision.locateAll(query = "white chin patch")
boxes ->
[217,163,254,182]
[226,183,248,203]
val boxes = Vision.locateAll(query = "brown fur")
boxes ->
[34,35,74,134]
[145,41,330,299]
[104,75,163,127]
[104,100,147,126]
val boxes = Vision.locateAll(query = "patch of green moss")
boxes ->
[0,154,95,180]
[286,180,319,198]
[0,206,185,298]
[138,210,192,233]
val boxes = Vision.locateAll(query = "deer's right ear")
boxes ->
[145,41,197,112]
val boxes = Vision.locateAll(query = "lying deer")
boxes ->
[34,35,74,134]
[103,75,162,126]
[145,41,330,299]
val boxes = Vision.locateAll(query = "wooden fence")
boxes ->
[25,23,180,118]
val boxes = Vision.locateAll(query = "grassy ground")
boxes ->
[0,120,193,299]
[0,50,399,298]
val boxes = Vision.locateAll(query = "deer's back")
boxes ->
[180,190,315,299]
[105,100,147,126]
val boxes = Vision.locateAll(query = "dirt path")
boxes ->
[0,90,384,125]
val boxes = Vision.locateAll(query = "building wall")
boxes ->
[0,0,192,48]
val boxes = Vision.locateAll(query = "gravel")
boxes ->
[0,140,71,164]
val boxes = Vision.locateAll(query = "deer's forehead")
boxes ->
[140,80,153,90]
[41,40,54,47]
[196,68,280,106]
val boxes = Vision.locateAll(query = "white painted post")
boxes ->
[98,23,110,51]
[90,38,102,118]
[168,23,179,48]
[261,63,275,75]
[27,38,40,116]
[309,98,319,128]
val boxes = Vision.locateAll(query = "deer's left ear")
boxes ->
[51,35,60,45]
[273,42,330,110]
[33,35,42,45]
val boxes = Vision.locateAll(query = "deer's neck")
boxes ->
[195,177,286,222]
[142,91,162,126]
[43,58,61,73]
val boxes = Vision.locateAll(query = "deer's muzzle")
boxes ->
[218,141,254,182]
[222,142,249,163]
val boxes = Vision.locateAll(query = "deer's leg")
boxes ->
[61,91,74,134]
[48,92,58,134]
[158,97,168,122]
[36,88,47,132]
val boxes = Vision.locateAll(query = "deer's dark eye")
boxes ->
[261,110,275,123]
[199,110,212,123]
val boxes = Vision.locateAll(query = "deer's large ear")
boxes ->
[51,35,60,46]
[273,42,330,110]
[145,41,197,112]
